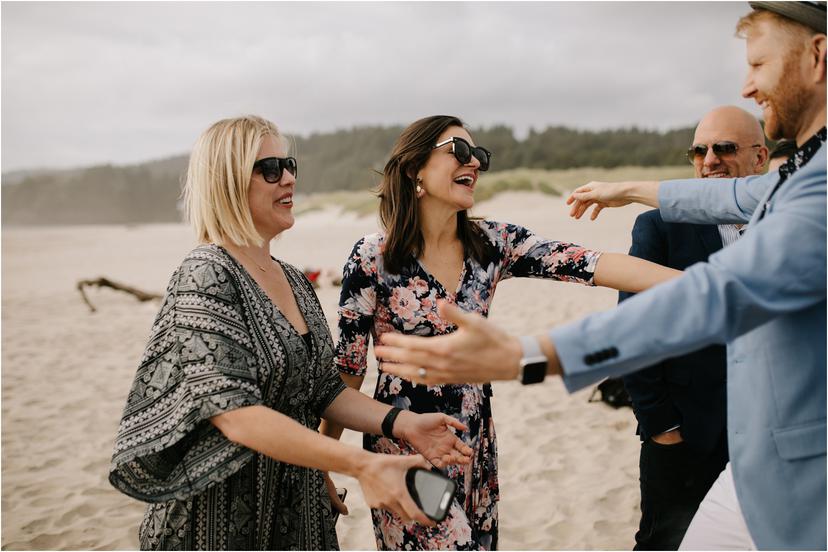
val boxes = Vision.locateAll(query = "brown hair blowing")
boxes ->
[378,115,495,274]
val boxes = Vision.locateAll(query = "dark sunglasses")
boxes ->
[687,142,761,164]
[432,137,491,172]
[253,156,298,183]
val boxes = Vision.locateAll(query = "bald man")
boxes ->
[620,106,767,550]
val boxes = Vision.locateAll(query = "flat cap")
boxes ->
[749,1,827,34]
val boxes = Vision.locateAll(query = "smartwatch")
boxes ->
[518,336,548,385]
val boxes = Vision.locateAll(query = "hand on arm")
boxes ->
[211,405,435,525]
[593,252,682,293]
[376,301,563,385]
[566,180,661,220]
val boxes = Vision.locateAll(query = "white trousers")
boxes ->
[679,463,757,550]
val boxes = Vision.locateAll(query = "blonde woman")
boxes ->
[109,115,472,550]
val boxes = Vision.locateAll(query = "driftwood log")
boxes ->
[77,277,162,313]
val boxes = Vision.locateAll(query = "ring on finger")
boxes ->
[417,367,427,379]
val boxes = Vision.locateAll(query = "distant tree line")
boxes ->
[3,123,699,225]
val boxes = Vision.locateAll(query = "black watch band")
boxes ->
[518,336,548,385]
[381,407,403,438]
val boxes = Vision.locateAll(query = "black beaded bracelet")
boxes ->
[381,407,403,438]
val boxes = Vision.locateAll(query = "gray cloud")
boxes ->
[1,1,760,172]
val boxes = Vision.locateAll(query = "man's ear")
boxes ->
[808,34,826,84]
[756,146,769,172]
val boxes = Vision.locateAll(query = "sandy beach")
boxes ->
[2,192,650,550]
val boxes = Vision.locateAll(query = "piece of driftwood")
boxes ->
[77,277,162,313]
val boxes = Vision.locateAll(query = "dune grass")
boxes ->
[296,165,695,217]
[294,190,380,217]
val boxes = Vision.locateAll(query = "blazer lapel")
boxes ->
[696,224,724,255]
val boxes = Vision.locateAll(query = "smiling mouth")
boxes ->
[276,195,293,207]
[703,171,730,178]
[453,175,475,188]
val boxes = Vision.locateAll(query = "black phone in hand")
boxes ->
[405,467,456,523]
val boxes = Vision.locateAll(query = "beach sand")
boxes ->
[2,192,650,550]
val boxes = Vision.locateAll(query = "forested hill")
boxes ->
[2,124,695,225]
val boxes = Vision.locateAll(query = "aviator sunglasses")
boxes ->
[687,142,761,164]
[433,137,492,171]
[253,156,298,183]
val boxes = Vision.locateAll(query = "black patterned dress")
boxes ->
[109,244,346,550]
[335,220,602,550]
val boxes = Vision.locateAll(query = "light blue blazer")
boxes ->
[550,142,826,550]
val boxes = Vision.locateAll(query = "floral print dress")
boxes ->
[335,220,602,551]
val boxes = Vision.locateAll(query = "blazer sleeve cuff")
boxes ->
[549,321,610,393]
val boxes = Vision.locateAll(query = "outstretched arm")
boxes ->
[376,166,824,388]
[322,388,473,468]
[566,173,775,223]
[567,180,661,220]
[592,252,681,293]
[493,221,678,292]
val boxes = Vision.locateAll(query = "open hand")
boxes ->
[375,300,522,385]
[566,181,634,220]
[395,411,473,468]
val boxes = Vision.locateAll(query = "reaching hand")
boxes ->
[566,181,635,220]
[394,411,473,468]
[374,300,523,385]
[323,472,348,518]
[355,452,435,526]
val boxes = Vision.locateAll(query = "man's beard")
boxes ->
[764,53,809,140]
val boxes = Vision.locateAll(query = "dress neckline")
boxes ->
[210,244,310,341]
[414,256,468,297]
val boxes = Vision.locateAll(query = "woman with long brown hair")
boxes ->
[321,115,680,549]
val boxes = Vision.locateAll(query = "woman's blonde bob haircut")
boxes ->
[183,115,282,247]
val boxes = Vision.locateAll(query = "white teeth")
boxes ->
[278,196,292,204]
[454,175,474,185]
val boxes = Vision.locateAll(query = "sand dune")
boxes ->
[2,193,650,550]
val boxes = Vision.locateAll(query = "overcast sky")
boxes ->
[2,1,760,173]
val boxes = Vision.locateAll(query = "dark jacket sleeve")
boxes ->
[619,211,682,439]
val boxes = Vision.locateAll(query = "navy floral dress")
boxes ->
[335,220,602,550]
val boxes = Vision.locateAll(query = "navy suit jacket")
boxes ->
[618,210,727,456]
